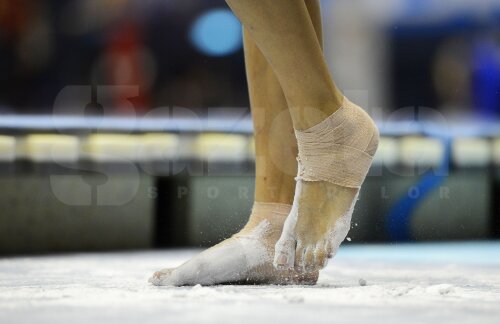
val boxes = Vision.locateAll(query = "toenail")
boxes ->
[277,255,287,265]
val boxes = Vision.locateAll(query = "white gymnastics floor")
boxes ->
[1,242,500,324]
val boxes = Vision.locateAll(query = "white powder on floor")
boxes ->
[2,244,500,324]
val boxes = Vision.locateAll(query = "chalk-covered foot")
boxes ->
[149,203,318,286]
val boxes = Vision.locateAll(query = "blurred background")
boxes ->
[1,0,500,255]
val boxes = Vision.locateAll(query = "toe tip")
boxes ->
[274,254,293,270]
[148,276,159,285]
[148,271,164,285]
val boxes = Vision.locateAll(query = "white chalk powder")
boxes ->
[2,243,500,324]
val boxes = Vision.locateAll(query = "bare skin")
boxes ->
[248,0,324,203]
[150,0,324,285]
[225,0,344,130]
[279,182,358,272]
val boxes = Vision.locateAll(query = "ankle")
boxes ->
[291,95,344,130]
[294,97,379,188]
[243,201,291,228]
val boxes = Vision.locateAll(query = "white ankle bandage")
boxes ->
[294,97,379,188]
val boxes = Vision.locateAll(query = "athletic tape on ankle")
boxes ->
[294,97,379,188]
[252,202,291,217]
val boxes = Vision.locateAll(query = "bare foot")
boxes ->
[149,203,318,286]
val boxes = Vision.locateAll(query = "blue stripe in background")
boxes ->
[386,136,452,241]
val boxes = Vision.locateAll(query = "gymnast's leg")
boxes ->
[224,0,379,272]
